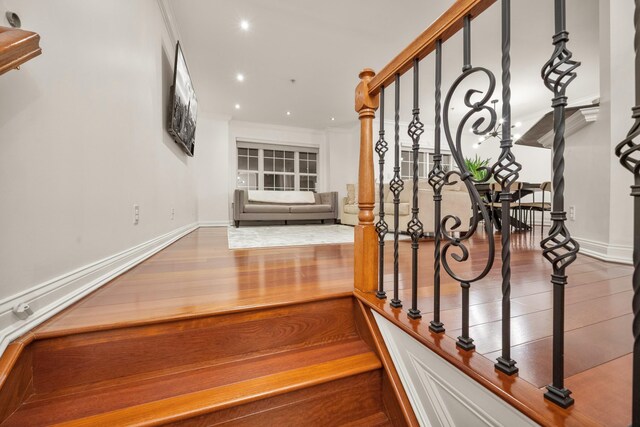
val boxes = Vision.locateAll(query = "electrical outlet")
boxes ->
[133,204,140,225]
[13,303,33,320]
[569,205,576,221]
[171,208,175,220]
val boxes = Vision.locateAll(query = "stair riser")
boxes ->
[31,297,358,395]
[165,370,384,427]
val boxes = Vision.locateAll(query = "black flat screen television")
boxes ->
[168,41,197,156]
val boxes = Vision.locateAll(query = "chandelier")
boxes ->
[471,99,522,148]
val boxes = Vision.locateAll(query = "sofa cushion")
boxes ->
[384,202,410,216]
[247,190,315,204]
[444,179,464,192]
[343,204,359,215]
[244,204,291,213]
[290,204,332,213]
[346,184,356,205]
[384,182,413,203]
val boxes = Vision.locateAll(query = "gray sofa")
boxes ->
[233,190,338,227]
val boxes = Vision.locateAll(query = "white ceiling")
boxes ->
[170,0,599,130]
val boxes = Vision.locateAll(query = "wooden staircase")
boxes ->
[0,297,414,426]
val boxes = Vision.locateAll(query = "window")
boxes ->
[400,151,428,179]
[237,148,259,190]
[298,152,317,191]
[428,153,453,173]
[264,150,295,191]
[236,143,319,191]
[401,150,453,179]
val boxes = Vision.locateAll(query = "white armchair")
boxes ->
[418,180,472,234]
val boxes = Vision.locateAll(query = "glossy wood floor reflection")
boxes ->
[372,229,633,427]
[33,226,633,426]
[36,227,355,337]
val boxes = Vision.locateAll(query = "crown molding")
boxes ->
[539,106,599,148]
[157,0,182,46]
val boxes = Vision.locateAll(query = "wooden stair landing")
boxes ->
[0,297,409,426]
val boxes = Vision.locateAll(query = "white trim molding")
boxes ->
[372,312,537,427]
[0,223,198,357]
[156,0,182,45]
[199,221,231,227]
[574,236,632,265]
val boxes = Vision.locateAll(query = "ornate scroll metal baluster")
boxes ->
[441,16,496,351]
[375,86,389,300]
[493,0,521,376]
[540,0,581,409]
[407,58,424,319]
[428,39,446,333]
[614,1,640,424]
[390,73,404,308]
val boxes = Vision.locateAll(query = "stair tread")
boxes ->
[4,339,380,426]
[343,411,392,426]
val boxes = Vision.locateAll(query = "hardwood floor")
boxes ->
[35,229,355,337]
[30,226,634,425]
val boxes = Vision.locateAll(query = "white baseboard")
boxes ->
[0,222,199,357]
[198,220,231,227]
[574,236,632,265]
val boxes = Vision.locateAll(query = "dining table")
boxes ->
[473,182,543,231]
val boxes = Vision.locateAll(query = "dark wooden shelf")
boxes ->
[0,26,41,76]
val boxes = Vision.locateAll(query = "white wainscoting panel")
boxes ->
[0,223,199,357]
[372,312,539,427]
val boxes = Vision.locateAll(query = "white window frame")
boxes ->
[400,148,454,179]
[236,141,319,191]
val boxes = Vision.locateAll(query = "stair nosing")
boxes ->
[51,352,382,427]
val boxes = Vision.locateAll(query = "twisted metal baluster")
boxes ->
[375,86,389,300]
[441,16,497,351]
[390,73,404,308]
[614,1,640,424]
[493,0,521,376]
[429,39,446,333]
[407,58,424,319]
[540,0,581,409]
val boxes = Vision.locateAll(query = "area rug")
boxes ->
[227,224,355,249]
[227,224,411,249]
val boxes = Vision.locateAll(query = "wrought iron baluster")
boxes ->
[441,15,496,351]
[614,1,640,424]
[407,58,424,319]
[540,0,581,409]
[390,73,404,308]
[429,39,445,333]
[375,86,389,300]
[493,0,521,376]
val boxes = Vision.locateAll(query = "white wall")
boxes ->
[0,0,208,351]
[564,0,634,263]
[196,114,231,225]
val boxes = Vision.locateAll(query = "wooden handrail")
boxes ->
[0,26,41,76]
[367,0,495,96]
[354,0,496,295]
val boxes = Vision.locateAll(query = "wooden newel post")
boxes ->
[354,68,380,293]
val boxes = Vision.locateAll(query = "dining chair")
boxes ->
[520,181,551,235]
[486,182,524,232]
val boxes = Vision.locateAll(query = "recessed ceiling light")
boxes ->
[240,20,250,31]
[236,73,245,82]
[331,117,335,121]
[286,111,291,116]
[235,104,241,110]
